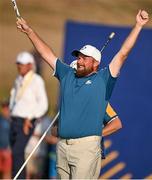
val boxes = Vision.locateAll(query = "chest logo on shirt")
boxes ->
[85,80,92,85]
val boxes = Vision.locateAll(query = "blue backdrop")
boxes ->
[62,20,152,179]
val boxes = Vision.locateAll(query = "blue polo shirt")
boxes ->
[54,59,117,139]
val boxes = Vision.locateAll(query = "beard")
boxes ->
[76,66,93,77]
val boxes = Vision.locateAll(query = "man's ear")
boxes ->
[93,60,100,71]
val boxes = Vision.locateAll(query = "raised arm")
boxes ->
[16,18,57,70]
[109,10,149,77]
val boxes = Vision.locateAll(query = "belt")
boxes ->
[11,117,36,124]
[11,116,36,120]
[60,136,101,145]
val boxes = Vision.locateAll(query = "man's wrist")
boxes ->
[135,23,143,29]
[26,28,34,36]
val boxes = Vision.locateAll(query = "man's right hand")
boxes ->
[16,18,33,35]
[16,17,57,70]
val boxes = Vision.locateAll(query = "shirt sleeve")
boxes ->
[101,66,117,100]
[103,103,118,126]
[54,59,71,81]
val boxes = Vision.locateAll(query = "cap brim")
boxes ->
[16,61,33,65]
[71,50,80,57]
[16,62,28,65]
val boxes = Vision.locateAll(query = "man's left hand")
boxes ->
[136,10,149,27]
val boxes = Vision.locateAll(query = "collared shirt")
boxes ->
[9,71,48,119]
[54,59,117,138]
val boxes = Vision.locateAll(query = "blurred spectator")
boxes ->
[9,51,48,179]
[25,116,51,179]
[46,127,58,179]
[47,142,58,179]
[0,101,12,179]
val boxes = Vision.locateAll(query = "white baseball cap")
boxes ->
[72,45,101,62]
[16,51,34,64]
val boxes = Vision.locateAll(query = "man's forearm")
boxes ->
[109,10,149,77]
[109,25,142,77]
[119,23,142,61]
[27,29,57,69]
[16,18,57,69]
[102,118,122,137]
[119,10,149,62]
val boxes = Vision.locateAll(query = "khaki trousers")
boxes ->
[56,136,101,179]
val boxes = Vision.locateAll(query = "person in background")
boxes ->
[25,116,56,179]
[45,126,58,179]
[9,51,48,179]
[101,103,122,159]
[0,101,12,179]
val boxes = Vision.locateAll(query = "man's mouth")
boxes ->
[78,65,84,69]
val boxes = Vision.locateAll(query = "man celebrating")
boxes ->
[16,10,149,179]
[9,51,48,179]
